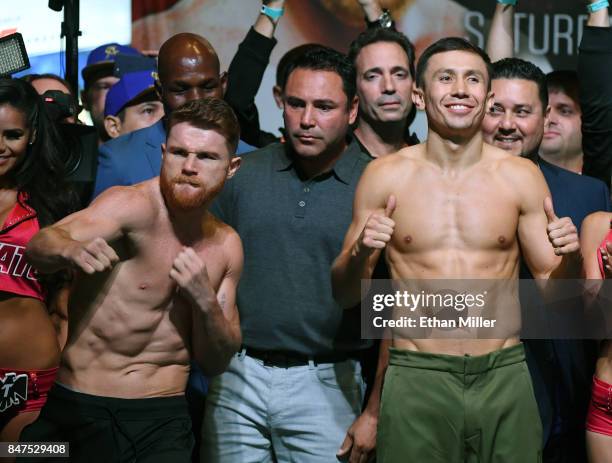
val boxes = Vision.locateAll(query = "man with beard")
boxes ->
[19,98,242,463]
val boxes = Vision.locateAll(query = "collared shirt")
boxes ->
[353,129,420,159]
[211,140,371,355]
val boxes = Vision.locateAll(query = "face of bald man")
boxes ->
[157,35,227,112]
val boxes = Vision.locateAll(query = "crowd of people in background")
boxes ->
[1,0,611,462]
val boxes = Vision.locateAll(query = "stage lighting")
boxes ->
[0,33,30,77]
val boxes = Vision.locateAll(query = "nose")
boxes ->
[451,78,468,97]
[300,105,315,129]
[500,112,516,132]
[186,87,205,102]
[546,109,558,127]
[382,73,396,94]
[181,153,198,175]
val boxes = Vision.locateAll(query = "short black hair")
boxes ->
[348,27,416,80]
[276,43,323,89]
[546,70,579,107]
[416,37,492,90]
[491,58,548,112]
[283,46,357,104]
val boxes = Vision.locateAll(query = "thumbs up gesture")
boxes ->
[544,197,579,255]
[355,195,397,255]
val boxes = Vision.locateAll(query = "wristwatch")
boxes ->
[366,8,394,29]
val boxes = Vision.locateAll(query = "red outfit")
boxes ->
[596,219,612,278]
[587,376,612,436]
[0,367,58,417]
[587,219,612,436]
[0,191,45,301]
[0,192,55,424]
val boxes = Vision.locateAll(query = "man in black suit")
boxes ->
[482,56,610,463]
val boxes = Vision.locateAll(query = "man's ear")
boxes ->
[486,91,495,114]
[104,115,122,139]
[220,71,228,96]
[412,83,425,111]
[272,85,283,109]
[227,156,241,179]
[348,95,359,126]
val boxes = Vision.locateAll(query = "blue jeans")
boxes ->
[201,350,365,462]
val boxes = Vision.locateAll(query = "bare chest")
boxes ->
[390,170,519,254]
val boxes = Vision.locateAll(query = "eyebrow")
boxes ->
[171,77,218,86]
[435,68,485,78]
[286,96,338,106]
[363,65,409,75]
[168,145,221,157]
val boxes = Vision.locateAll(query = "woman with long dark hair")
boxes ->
[0,78,78,443]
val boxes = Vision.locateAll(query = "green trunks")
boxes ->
[377,343,542,463]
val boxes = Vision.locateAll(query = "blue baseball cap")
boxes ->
[104,70,159,117]
[82,43,141,84]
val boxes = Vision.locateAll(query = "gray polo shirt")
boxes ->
[211,140,371,355]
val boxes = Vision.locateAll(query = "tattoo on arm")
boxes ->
[219,293,227,309]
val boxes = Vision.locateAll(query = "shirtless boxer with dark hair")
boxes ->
[20,97,242,463]
[332,37,580,463]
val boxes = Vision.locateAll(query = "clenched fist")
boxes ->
[169,247,214,304]
[64,237,119,274]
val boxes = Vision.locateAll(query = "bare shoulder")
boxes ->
[207,214,244,267]
[488,146,543,184]
[583,211,612,234]
[89,180,159,228]
[363,143,423,179]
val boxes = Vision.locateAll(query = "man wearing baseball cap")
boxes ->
[81,43,141,144]
[103,70,164,139]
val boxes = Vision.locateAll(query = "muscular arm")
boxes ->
[515,159,578,278]
[26,187,147,274]
[175,233,243,376]
[331,160,395,309]
[486,2,514,62]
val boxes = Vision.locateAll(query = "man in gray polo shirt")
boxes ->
[203,46,373,462]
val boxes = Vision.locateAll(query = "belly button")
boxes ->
[139,284,148,290]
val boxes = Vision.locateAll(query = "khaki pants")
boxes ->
[377,343,542,463]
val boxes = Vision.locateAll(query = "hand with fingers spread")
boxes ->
[544,197,580,255]
[169,247,215,306]
[64,237,119,274]
[354,195,397,257]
